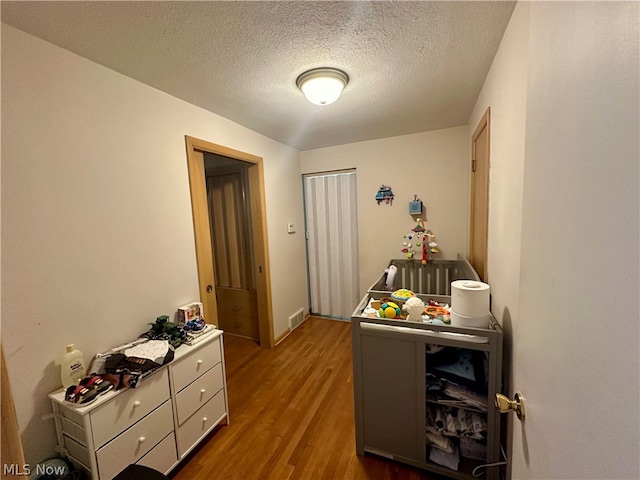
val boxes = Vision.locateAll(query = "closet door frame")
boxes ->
[185,135,274,348]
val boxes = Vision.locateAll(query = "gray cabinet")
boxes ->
[359,333,422,462]
[352,294,504,480]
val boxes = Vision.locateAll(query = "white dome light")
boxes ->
[296,68,349,106]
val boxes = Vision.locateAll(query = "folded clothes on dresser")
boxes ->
[88,339,174,390]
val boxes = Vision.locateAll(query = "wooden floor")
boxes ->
[170,316,438,480]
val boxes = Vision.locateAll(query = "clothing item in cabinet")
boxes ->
[442,381,488,412]
[460,436,488,461]
[426,405,487,440]
[426,373,445,393]
[428,348,487,392]
[425,343,446,355]
[426,431,455,454]
[429,442,460,471]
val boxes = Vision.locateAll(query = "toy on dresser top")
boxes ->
[140,315,187,347]
[177,301,204,328]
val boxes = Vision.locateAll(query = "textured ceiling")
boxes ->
[1,1,516,151]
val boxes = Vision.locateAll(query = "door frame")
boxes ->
[470,107,490,281]
[185,135,274,348]
[2,345,26,472]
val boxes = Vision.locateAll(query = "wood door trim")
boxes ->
[472,107,491,144]
[470,107,490,281]
[185,136,274,348]
[2,345,26,474]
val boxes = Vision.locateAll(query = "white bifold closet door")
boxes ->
[304,171,359,320]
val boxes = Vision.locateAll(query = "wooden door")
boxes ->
[470,108,490,281]
[2,345,26,480]
[185,136,274,348]
[206,166,259,341]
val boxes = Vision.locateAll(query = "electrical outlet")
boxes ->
[287,222,296,233]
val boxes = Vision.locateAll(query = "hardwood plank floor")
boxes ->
[170,317,439,480]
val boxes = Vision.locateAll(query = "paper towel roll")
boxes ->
[451,280,490,317]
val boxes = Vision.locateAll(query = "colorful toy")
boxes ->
[424,299,451,324]
[378,301,402,319]
[391,289,415,303]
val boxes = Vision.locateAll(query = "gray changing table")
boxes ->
[351,259,503,480]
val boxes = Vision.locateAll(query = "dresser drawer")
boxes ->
[172,338,221,393]
[63,434,91,469]
[60,416,87,445]
[96,400,173,480]
[177,390,226,457]
[90,369,170,448]
[175,363,223,425]
[136,432,178,475]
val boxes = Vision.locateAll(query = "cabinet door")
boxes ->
[358,332,423,463]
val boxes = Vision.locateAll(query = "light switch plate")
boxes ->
[287,222,296,233]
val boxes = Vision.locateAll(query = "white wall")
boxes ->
[472,2,639,478]
[1,25,308,464]
[301,127,470,296]
[467,4,529,478]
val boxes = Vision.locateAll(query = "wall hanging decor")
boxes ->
[375,184,395,204]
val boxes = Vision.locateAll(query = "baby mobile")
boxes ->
[401,195,439,265]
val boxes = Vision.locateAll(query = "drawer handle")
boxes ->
[197,360,203,366]
[133,401,141,407]
[138,436,146,443]
[202,417,208,423]
[200,389,206,395]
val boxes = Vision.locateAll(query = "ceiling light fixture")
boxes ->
[296,68,349,106]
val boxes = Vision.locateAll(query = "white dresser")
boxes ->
[48,330,228,480]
